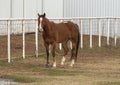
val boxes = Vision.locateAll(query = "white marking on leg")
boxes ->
[59,43,62,50]
[53,61,56,68]
[61,56,66,65]
[70,41,72,49]
[70,59,75,67]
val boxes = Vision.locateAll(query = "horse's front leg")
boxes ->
[52,43,56,68]
[44,43,50,67]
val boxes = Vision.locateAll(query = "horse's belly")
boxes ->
[57,35,70,43]
[57,31,70,42]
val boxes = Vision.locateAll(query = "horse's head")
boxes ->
[37,13,47,32]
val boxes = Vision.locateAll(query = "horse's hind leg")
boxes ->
[61,42,68,66]
[70,41,77,67]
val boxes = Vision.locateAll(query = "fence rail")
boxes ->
[0,17,120,63]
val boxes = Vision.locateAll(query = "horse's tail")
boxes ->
[76,24,80,61]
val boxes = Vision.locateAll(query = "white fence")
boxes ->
[0,17,120,63]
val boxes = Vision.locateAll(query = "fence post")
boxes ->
[98,19,101,47]
[70,19,73,49]
[22,20,25,59]
[35,20,38,57]
[89,19,92,48]
[59,19,62,50]
[80,19,83,48]
[107,19,110,45]
[114,18,117,46]
[7,20,11,63]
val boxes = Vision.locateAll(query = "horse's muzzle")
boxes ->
[38,28,43,32]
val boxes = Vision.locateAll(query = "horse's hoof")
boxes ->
[45,63,50,67]
[52,62,56,68]
[70,64,74,67]
[60,62,65,66]
[52,64,56,68]
[69,63,74,67]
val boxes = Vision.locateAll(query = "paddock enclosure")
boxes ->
[0,0,120,85]
[0,18,120,85]
[0,18,120,63]
[1,0,120,63]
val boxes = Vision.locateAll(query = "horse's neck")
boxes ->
[44,18,53,36]
[46,18,54,31]
[45,18,50,24]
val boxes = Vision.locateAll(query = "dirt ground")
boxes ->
[0,33,120,85]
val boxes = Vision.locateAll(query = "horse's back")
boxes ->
[56,21,79,38]
[66,21,79,32]
[52,22,71,42]
[49,21,79,43]
[65,21,79,38]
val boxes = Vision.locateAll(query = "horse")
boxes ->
[37,13,80,67]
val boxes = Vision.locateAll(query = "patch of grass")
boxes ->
[1,74,40,83]
[99,81,120,85]
[41,68,80,76]
[80,45,120,56]
[110,82,120,85]
[0,60,12,67]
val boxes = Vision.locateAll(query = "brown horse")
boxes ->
[38,13,80,67]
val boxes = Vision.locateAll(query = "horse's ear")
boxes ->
[37,13,40,17]
[43,13,46,17]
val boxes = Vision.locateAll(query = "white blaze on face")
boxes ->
[39,18,43,31]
